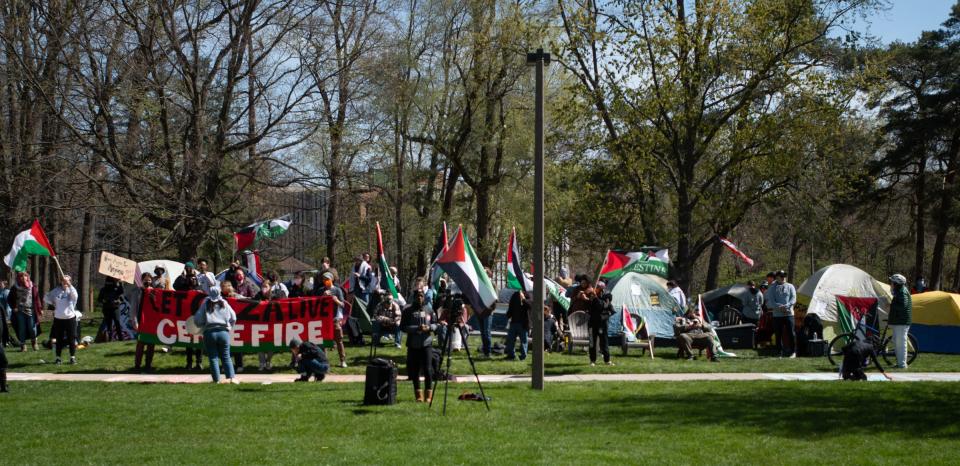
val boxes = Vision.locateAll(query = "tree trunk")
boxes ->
[78,211,95,312]
[474,185,492,264]
[914,157,926,283]
[952,246,960,291]
[704,236,723,291]
[441,166,458,218]
[325,169,339,262]
[787,233,803,282]
[928,141,958,291]
[675,187,694,293]
[394,118,404,288]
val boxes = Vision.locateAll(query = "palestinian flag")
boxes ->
[506,227,532,293]
[234,214,292,251]
[242,250,263,282]
[622,304,637,334]
[429,222,449,291]
[836,296,879,338]
[437,226,497,313]
[545,278,571,311]
[598,249,669,280]
[4,220,56,272]
[719,237,755,267]
[376,222,399,300]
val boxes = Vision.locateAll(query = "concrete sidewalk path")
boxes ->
[8,372,960,384]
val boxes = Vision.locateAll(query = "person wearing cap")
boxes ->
[888,274,912,368]
[504,290,532,361]
[315,271,348,368]
[289,337,329,382]
[402,288,436,401]
[193,286,238,384]
[667,280,687,312]
[764,270,797,358]
[587,292,615,366]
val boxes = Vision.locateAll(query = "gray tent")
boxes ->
[701,284,761,320]
[606,272,682,338]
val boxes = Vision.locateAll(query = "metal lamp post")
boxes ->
[526,48,550,390]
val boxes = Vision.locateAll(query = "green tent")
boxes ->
[350,296,373,333]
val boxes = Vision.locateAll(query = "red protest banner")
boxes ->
[137,289,335,351]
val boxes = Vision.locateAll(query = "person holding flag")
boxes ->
[45,275,80,365]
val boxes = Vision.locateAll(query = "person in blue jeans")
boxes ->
[193,286,238,384]
[289,337,329,382]
[504,291,531,361]
[476,307,494,357]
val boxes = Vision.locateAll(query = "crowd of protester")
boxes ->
[0,253,914,395]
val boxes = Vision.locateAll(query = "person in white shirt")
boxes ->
[196,258,219,295]
[667,280,687,313]
[45,275,80,365]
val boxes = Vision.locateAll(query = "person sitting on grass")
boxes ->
[544,305,559,352]
[289,337,329,382]
[674,308,736,361]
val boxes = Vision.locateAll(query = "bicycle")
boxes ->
[826,315,918,367]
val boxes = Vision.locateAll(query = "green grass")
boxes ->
[1,380,959,464]
[6,339,959,375]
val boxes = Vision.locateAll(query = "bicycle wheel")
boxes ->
[827,333,855,366]
[880,334,919,367]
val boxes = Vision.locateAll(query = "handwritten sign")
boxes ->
[98,251,137,284]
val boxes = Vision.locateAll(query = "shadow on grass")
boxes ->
[582,384,960,439]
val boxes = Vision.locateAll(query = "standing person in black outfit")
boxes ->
[97,277,126,341]
[402,289,437,403]
[504,291,531,361]
[588,292,615,366]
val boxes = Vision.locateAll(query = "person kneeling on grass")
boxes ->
[674,308,736,361]
[193,287,238,384]
[290,337,329,382]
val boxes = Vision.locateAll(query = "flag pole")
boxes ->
[52,255,65,279]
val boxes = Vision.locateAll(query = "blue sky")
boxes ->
[852,1,957,44]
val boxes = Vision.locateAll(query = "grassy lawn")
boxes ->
[5,339,959,375]
[0,380,958,464]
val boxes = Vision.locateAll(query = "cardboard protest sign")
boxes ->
[137,289,335,351]
[98,251,137,284]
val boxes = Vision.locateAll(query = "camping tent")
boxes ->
[797,264,891,325]
[701,283,761,320]
[605,272,682,338]
[910,291,960,354]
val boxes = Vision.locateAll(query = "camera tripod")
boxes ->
[431,319,490,414]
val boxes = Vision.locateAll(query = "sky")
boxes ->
[851,0,957,44]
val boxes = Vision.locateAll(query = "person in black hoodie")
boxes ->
[504,291,531,361]
[587,292,615,366]
[402,289,437,402]
[289,337,329,382]
[97,277,126,342]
